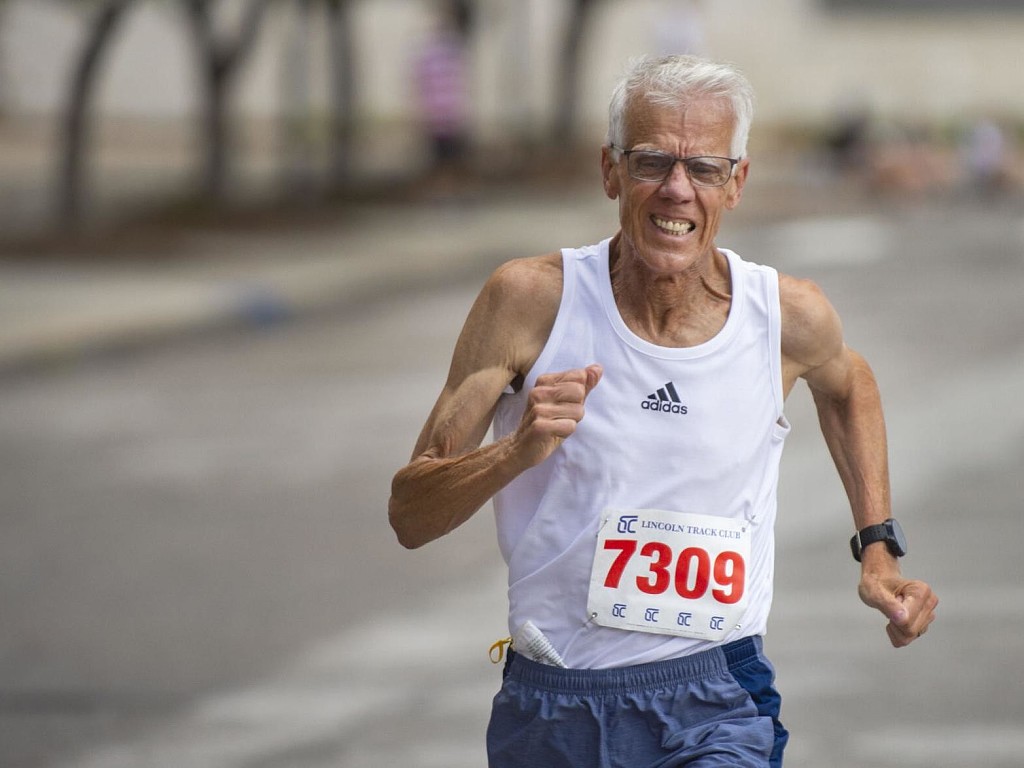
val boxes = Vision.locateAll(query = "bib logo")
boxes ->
[642,381,688,415]
[617,515,639,534]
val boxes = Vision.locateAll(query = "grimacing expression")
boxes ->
[602,97,749,276]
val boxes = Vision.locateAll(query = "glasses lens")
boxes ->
[625,151,733,186]
[628,151,675,181]
[686,157,732,187]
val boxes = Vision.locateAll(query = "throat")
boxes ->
[616,278,732,348]
[608,240,734,347]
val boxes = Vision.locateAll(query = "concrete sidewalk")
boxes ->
[0,183,618,375]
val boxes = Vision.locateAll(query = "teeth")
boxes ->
[652,216,695,235]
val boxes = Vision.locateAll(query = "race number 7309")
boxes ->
[600,539,746,604]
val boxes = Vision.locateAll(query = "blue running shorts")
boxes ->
[487,636,788,768]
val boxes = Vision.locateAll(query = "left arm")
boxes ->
[780,275,938,647]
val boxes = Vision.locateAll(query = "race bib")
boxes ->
[587,508,751,641]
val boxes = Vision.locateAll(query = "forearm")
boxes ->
[812,358,905,593]
[388,436,527,549]
[786,289,936,644]
[811,351,892,531]
[390,363,601,549]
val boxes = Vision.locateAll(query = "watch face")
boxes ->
[887,519,908,556]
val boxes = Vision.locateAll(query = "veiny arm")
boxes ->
[388,255,602,549]
[780,275,938,647]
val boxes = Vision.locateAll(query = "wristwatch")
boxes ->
[850,518,907,562]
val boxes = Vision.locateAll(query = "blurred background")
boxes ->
[0,1,1022,767]
[0,0,1021,237]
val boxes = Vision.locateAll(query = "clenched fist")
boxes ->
[512,364,603,469]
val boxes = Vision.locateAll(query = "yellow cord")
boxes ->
[489,637,513,664]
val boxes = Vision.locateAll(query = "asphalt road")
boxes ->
[1,191,1022,767]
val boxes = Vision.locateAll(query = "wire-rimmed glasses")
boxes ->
[610,144,739,187]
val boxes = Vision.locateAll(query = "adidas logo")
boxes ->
[641,381,688,415]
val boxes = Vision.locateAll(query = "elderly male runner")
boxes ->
[389,55,937,767]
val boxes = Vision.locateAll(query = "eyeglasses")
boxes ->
[610,144,739,187]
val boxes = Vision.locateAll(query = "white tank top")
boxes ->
[492,238,789,669]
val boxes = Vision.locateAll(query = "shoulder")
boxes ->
[408,253,565,459]
[473,253,563,338]
[778,272,844,373]
[456,252,563,378]
[485,252,563,306]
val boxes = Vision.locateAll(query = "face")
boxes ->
[601,97,749,276]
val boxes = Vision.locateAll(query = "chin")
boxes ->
[641,248,701,276]
[619,229,703,273]
[649,233,704,264]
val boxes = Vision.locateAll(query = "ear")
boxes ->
[601,145,620,200]
[725,158,750,210]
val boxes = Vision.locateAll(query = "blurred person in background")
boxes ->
[867,121,957,199]
[413,0,473,196]
[825,96,872,175]
[390,55,937,767]
[962,117,1012,197]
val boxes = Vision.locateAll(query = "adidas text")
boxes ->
[641,400,688,415]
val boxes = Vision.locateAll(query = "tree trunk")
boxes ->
[553,0,596,147]
[57,0,136,227]
[182,0,275,203]
[280,0,315,194]
[325,0,356,187]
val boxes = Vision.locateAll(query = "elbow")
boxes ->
[388,497,425,550]
[391,523,427,551]
[388,455,464,549]
[394,531,424,550]
[388,474,439,549]
[388,466,418,549]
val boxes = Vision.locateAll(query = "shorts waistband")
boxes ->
[505,636,763,695]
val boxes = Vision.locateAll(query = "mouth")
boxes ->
[651,215,696,236]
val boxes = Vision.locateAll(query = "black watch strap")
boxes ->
[850,518,908,562]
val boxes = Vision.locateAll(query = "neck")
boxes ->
[701,273,732,301]
[608,236,732,346]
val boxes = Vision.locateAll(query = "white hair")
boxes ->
[606,55,755,158]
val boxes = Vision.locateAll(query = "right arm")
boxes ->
[388,254,602,549]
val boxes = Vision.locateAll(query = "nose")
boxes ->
[659,159,696,201]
